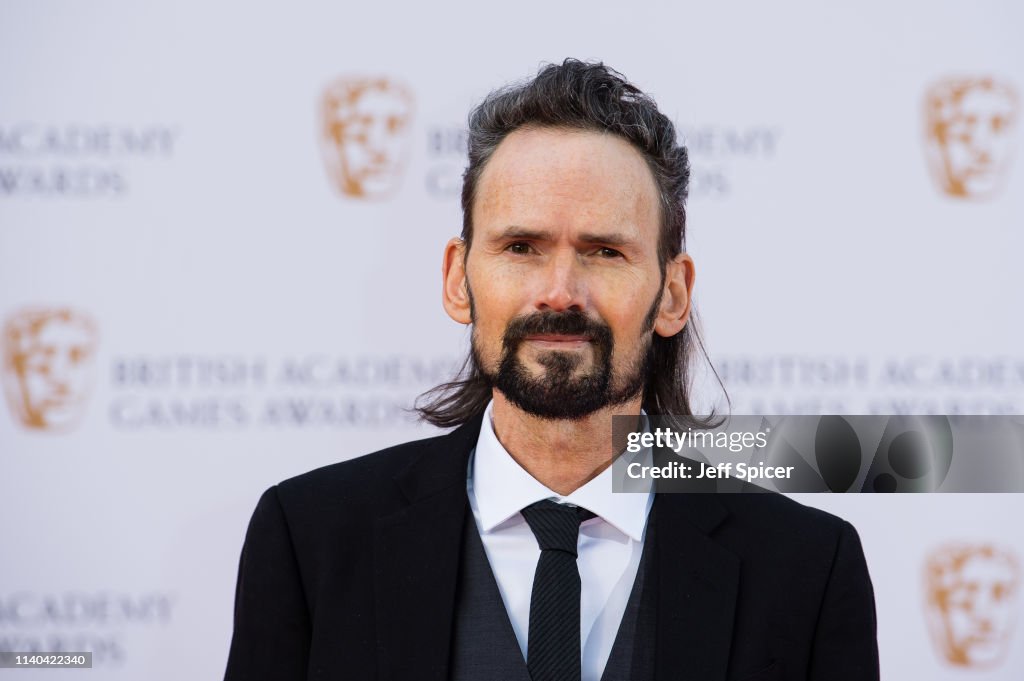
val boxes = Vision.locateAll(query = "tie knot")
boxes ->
[520,499,595,556]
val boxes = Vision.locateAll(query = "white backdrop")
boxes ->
[1,1,1022,678]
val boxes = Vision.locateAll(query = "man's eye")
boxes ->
[596,247,623,258]
[507,242,532,255]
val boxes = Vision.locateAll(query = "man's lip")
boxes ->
[524,334,590,342]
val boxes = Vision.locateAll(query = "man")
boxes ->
[225,60,879,681]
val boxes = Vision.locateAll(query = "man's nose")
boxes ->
[535,250,585,312]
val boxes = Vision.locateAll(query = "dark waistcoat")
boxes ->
[448,505,657,681]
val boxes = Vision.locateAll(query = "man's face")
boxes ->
[458,127,672,419]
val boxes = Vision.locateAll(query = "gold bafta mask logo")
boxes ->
[2,308,98,432]
[924,77,1019,199]
[320,77,414,199]
[925,543,1020,668]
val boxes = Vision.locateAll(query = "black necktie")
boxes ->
[520,499,596,681]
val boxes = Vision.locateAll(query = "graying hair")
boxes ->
[460,59,688,269]
[417,58,725,428]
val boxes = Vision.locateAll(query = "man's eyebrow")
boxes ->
[493,226,552,241]
[577,232,634,246]
[492,226,635,246]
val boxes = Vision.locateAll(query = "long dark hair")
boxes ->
[416,59,727,428]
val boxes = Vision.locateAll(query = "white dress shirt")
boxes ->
[466,401,654,681]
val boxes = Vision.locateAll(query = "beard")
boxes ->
[470,291,661,421]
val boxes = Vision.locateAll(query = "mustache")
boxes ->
[502,310,613,350]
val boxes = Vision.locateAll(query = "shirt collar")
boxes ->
[470,400,652,541]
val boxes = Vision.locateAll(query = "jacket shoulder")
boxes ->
[266,415,483,538]
[723,491,846,531]
[712,491,858,566]
[274,429,454,511]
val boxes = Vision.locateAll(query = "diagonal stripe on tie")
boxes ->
[520,500,596,681]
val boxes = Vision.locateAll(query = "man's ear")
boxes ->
[442,238,472,325]
[653,253,695,338]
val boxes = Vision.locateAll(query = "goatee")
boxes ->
[473,308,654,420]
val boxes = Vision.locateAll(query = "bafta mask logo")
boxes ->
[2,308,98,432]
[925,543,1020,668]
[924,77,1019,199]
[319,76,414,199]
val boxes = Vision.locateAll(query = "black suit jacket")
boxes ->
[224,414,879,681]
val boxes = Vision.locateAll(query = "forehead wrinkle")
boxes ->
[473,127,661,247]
[478,173,653,232]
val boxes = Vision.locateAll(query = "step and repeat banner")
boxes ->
[1,1,1022,678]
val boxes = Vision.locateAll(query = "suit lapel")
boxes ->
[373,415,483,681]
[371,416,741,681]
[653,491,740,681]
